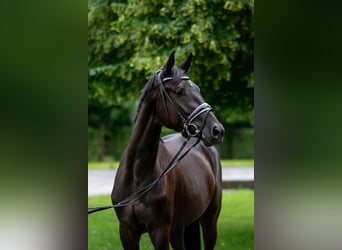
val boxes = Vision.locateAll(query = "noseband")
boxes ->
[156,70,212,138]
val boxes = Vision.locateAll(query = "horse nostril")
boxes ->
[212,125,221,138]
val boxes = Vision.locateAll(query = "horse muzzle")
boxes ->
[201,122,225,146]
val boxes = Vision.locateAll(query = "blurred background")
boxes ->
[3,0,342,249]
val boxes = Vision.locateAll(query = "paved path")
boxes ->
[88,167,254,197]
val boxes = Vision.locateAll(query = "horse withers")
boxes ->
[111,51,224,250]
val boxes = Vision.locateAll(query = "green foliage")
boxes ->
[231,127,254,158]
[88,0,254,123]
[109,126,132,160]
[217,127,254,158]
[88,190,254,249]
[88,126,100,161]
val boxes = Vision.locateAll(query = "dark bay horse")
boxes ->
[111,51,225,250]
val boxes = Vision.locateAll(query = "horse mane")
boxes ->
[133,75,155,123]
[133,67,187,123]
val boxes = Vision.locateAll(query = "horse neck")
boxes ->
[126,98,162,182]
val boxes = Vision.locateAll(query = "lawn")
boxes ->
[88,190,254,249]
[88,159,254,169]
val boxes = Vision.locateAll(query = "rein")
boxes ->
[88,136,200,214]
[88,71,212,215]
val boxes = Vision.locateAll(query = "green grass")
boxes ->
[88,190,254,249]
[88,159,254,169]
[88,161,120,169]
[220,159,254,167]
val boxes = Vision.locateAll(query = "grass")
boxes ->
[88,161,120,169]
[88,190,254,250]
[220,159,254,167]
[88,159,254,169]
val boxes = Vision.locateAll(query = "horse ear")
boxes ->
[178,53,193,73]
[164,50,175,76]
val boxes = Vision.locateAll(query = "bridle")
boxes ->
[156,70,213,139]
[88,70,213,214]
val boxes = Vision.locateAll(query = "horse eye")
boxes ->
[175,88,183,97]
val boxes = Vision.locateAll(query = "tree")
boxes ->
[88,0,254,124]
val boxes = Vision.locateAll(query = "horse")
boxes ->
[111,51,225,250]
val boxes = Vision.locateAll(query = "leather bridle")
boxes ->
[155,70,212,138]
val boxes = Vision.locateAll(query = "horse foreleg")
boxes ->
[148,226,171,250]
[170,228,186,250]
[200,195,221,250]
[200,201,221,250]
[184,220,201,250]
[119,223,141,250]
[200,217,218,250]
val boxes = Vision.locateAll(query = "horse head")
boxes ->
[152,51,225,146]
